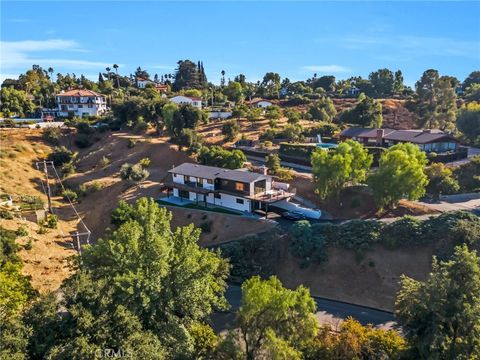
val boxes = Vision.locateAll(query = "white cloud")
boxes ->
[302,65,352,73]
[0,39,115,72]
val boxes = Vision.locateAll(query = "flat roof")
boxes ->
[169,163,271,183]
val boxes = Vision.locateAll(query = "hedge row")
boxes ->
[289,211,480,268]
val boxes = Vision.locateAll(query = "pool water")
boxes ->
[316,143,338,149]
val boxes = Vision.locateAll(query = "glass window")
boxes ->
[235,182,245,191]
[184,175,190,183]
[214,193,221,199]
[236,198,244,204]
[207,179,213,184]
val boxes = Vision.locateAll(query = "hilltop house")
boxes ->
[43,89,107,118]
[136,77,168,93]
[167,163,294,213]
[247,98,273,108]
[340,127,459,153]
[170,95,202,109]
[136,77,151,89]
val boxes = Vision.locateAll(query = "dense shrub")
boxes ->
[287,212,480,267]
[120,163,149,183]
[382,216,423,248]
[45,214,58,229]
[15,225,29,237]
[279,143,316,159]
[42,127,61,145]
[199,220,213,233]
[289,221,328,268]
[0,226,19,264]
[48,146,76,167]
[222,120,240,141]
[220,233,275,282]
[0,209,14,220]
[453,155,480,192]
[302,122,339,138]
[74,133,93,148]
[99,156,110,168]
[62,188,78,202]
[198,146,246,169]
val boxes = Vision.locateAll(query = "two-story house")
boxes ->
[167,163,294,213]
[54,89,107,117]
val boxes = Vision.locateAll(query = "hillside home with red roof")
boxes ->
[51,89,108,118]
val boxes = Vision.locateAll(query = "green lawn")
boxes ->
[156,199,241,216]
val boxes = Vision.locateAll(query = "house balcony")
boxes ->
[246,189,295,204]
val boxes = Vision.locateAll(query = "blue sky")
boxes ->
[1,1,479,87]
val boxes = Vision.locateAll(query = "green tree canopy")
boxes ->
[80,198,229,356]
[308,97,337,122]
[172,60,206,91]
[198,146,246,169]
[311,140,372,199]
[167,104,205,139]
[414,69,457,130]
[395,245,480,359]
[457,102,480,144]
[235,276,318,360]
[369,68,394,97]
[339,96,383,128]
[368,143,428,209]
[224,81,244,103]
[425,163,460,200]
[222,120,240,141]
[0,87,36,117]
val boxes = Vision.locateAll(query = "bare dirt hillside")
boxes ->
[332,98,416,129]
[0,129,273,294]
[0,129,76,292]
[271,236,434,310]
[64,131,273,243]
[198,116,316,146]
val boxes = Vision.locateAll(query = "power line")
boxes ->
[35,161,91,253]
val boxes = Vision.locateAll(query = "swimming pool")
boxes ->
[316,143,338,149]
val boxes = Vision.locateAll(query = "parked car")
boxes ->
[281,211,306,221]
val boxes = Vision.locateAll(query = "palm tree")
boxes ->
[113,64,120,88]
[48,67,54,82]
[221,70,226,87]
[106,67,111,81]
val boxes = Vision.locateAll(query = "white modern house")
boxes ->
[136,77,150,89]
[248,98,273,108]
[167,163,295,214]
[170,95,202,109]
[50,89,107,118]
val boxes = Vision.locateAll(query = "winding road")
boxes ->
[211,285,396,333]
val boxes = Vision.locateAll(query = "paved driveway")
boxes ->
[211,285,396,333]
[414,193,480,213]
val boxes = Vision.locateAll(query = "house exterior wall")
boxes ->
[56,96,107,117]
[206,192,251,212]
[170,96,202,109]
[137,80,149,88]
[256,101,272,108]
[171,173,215,190]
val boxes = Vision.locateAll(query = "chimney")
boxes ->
[376,129,384,145]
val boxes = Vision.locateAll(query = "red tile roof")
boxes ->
[56,89,104,97]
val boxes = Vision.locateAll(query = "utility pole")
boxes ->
[75,231,81,255]
[43,160,53,213]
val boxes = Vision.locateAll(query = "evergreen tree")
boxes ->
[396,245,480,359]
